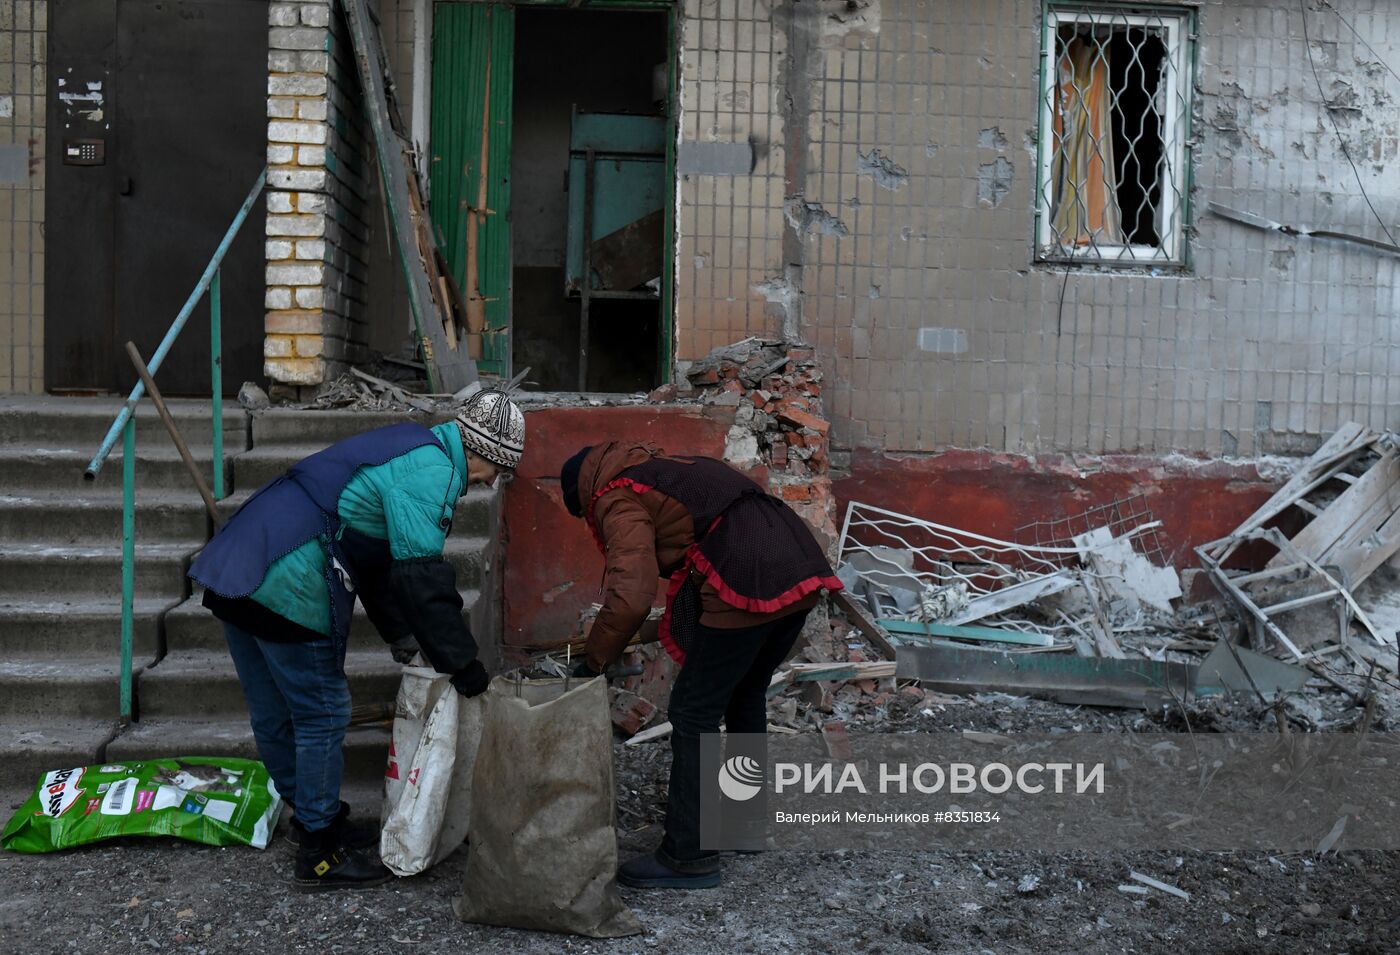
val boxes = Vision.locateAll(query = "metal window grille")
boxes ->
[1036,5,1193,264]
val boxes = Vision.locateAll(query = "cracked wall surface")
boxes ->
[679,0,1400,457]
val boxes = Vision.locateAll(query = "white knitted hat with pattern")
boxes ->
[454,388,526,470]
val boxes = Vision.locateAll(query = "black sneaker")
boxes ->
[284,801,378,849]
[293,828,392,892]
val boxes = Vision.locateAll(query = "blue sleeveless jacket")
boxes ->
[190,423,445,641]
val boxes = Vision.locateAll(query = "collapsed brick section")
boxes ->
[683,338,839,557]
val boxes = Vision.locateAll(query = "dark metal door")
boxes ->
[45,0,266,395]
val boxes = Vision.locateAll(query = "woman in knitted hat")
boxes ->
[189,388,525,892]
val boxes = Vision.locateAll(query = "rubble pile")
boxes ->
[682,338,839,554]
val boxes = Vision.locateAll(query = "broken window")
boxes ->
[1036,5,1193,265]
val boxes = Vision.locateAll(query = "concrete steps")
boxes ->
[2,721,120,808]
[0,597,172,657]
[106,719,391,788]
[0,492,210,544]
[0,655,142,718]
[165,588,482,651]
[0,395,248,449]
[0,398,495,792]
[138,649,403,719]
[0,541,196,598]
[0,445,230,494]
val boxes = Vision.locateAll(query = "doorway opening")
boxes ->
[510,8,669,392]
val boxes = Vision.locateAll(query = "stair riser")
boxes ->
[0,408,248,449]
[0,555,190,599]
[0,612,161,657]
[251,411,445,447]
[0,502,208,544]
[165,596,480,651]
[1,454,230,494]
[0,672,130,719]
[139,669,402,718]
[104,726,390,785]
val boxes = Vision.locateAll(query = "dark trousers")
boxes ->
[658,609,808,872]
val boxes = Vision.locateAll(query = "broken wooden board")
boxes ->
[1216,422,1374,546]
[831,590,899,660]
[1269,448,1400,588]
[338,0,475,393]
[896,642,1198,709]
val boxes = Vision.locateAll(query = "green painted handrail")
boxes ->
[88,168,266,721]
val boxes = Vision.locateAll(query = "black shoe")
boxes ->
[284,801,378,849]
[293,829,392,893]
[617,852,721,890]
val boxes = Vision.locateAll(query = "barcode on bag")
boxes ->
[101,777,136,816]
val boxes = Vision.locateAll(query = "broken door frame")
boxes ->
[425,0,679,385]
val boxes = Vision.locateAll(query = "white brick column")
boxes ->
[265,0,372,397]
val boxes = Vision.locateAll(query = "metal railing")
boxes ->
[85,168,267,721]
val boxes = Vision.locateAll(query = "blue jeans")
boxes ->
[223,621,351,832]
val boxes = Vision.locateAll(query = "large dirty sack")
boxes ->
[2,757,281,854]
[380,666,485,876]
[454,676,642,937]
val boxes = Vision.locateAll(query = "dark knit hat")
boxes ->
[560,446,592,518]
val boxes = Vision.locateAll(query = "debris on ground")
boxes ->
[1197,422,1400,673]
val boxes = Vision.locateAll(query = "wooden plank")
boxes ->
[1223,423,1372,540]
[1258,589,1340,616]
[831,590,898,660]
[789,661,898,681]
[463,26,493,337]
[1233,561,1308,585]
[1279,451,1400,585]
[338,0,475,392]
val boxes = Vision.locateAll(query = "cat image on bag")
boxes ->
[151,762,244,796]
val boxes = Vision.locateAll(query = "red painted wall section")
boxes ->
[502,409,1286,658]
[833,449,1281,568]
[502,404,735,655]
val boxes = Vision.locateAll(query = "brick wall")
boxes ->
[265,0,373,395]
[0,0,43,394]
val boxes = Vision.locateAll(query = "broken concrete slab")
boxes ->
[1196,641,1308,701]
[896,643,1197,709]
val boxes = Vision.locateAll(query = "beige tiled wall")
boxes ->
[678,0,1400,457]
[0,0,44,394]
[674,0,789,361]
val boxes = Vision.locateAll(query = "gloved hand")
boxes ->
[572,658,602,680]
[452,659,490,697]
[388,635,420,665]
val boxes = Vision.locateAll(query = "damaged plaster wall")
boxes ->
[681,0,1400,458]
[792,0,1400,457]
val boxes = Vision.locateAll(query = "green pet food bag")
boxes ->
[2,757,283,854]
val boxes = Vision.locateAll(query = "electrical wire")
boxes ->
[1299,0,1400,250]
[1319,0,1400,89]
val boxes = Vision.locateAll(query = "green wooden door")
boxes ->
[431,3,514,377]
